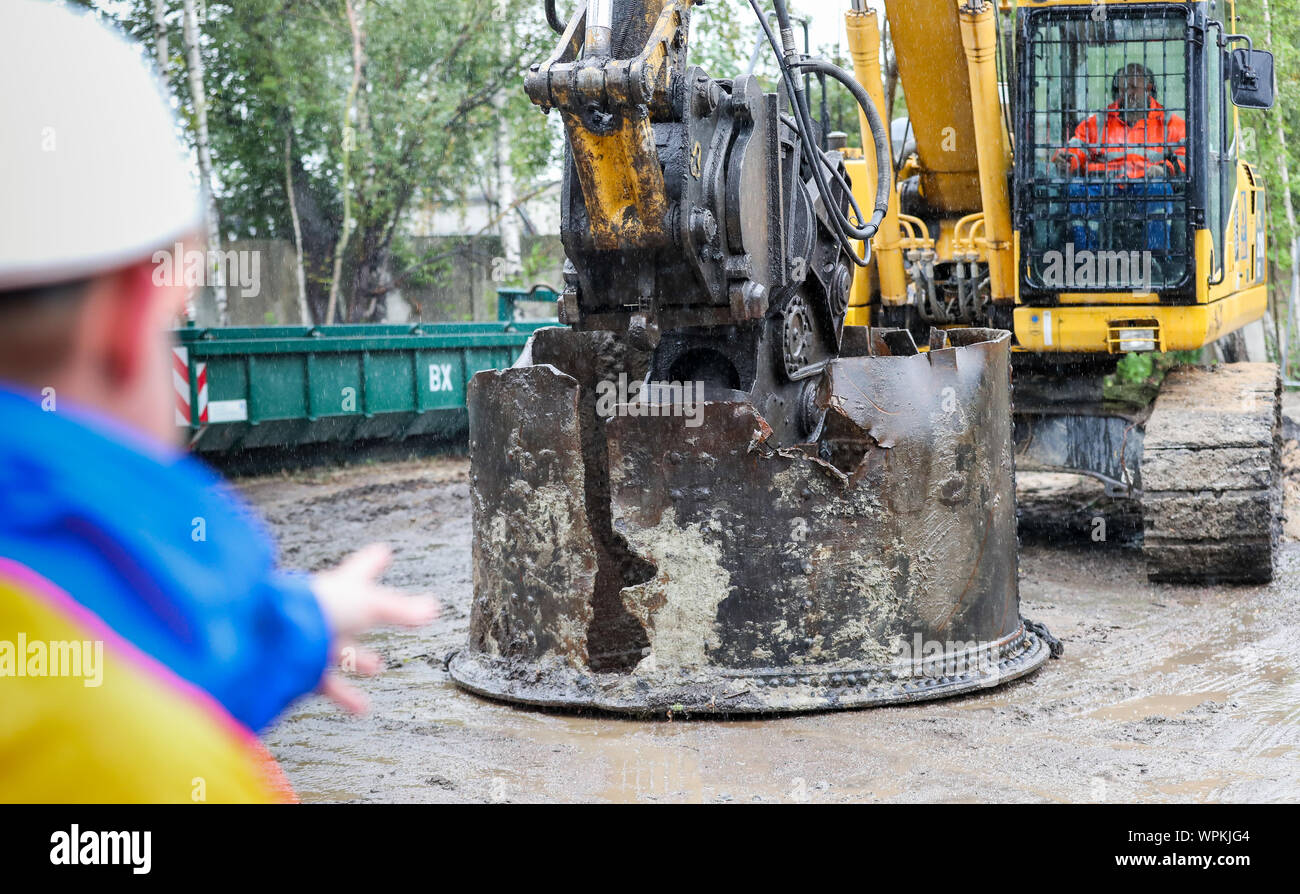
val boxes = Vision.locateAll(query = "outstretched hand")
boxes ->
[311,543,439,713]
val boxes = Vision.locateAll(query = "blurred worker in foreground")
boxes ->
[1053,62,1187,254]
[0,1,436,803]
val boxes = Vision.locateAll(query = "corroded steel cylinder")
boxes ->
[450,326,1053,714]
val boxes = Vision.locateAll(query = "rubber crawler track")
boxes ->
[1140,363,1282,584]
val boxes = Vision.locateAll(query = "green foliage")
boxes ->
[1114,350,1201,386]
[514,241,560,288]
[84,0,557,321]
[1236,0,1299,269]
[1115,351,1154,385]
[1105,350,1204,406]
[689,0,761,80]
[388,238,454,293]
[690,1,864,146]
[813,44,865,150]
[1104,352,1161,407]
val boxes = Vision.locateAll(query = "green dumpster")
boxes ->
[173,290,557,454]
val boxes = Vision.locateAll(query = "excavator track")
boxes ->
[1140,363,1282,584]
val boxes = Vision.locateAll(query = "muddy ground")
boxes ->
[237,448,1300,804]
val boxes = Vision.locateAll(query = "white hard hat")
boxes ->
[0,0,205,291]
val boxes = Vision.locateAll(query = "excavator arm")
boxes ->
[846,0,1015,320]
[525,0,893,444]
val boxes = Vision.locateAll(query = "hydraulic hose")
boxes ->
[544,0,565,35]
[794,57,892,240]
[749,0,862,254]
[772,0,890,240]
[780,111,873,231]
[748,0,894,266]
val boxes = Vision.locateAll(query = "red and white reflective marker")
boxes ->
[173,346,208,426]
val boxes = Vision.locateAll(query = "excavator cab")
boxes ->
[1018,8,1193,294]
[1010,0,1275,351]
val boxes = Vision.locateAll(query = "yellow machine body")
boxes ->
[846,0,1269,355]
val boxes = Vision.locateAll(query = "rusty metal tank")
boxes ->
[448,324,1059,714]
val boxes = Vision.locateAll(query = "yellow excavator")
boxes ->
[448,0,1276,716]
[843,0,1281,583]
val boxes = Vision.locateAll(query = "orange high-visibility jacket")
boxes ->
[1055,98,1187,179]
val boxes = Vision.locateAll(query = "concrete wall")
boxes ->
[397,234,563,323]
[192,239,302,327]
[191,236,563,327]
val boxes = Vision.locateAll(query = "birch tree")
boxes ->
[181,0,228,324]
[152,0,168,73]
[1260,0,1299,377]
[285,129,311,325]
[325,0,365,325]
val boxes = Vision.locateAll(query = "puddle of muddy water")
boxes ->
[1089,692,1231,722]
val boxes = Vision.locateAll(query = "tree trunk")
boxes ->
[1262,0,1298,379]
[152,0,168,74]
[495,89,523,290]
[326,0,365,325]
[345,226,390,323]
[284,129,312,325]
[284,151,337,325]
[181,0,227,325]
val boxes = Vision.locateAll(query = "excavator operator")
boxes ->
[1053,62,1186,257]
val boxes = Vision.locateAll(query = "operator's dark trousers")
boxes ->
[1067,179,1174,252]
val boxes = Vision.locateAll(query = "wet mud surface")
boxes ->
[241,458,1300,803]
